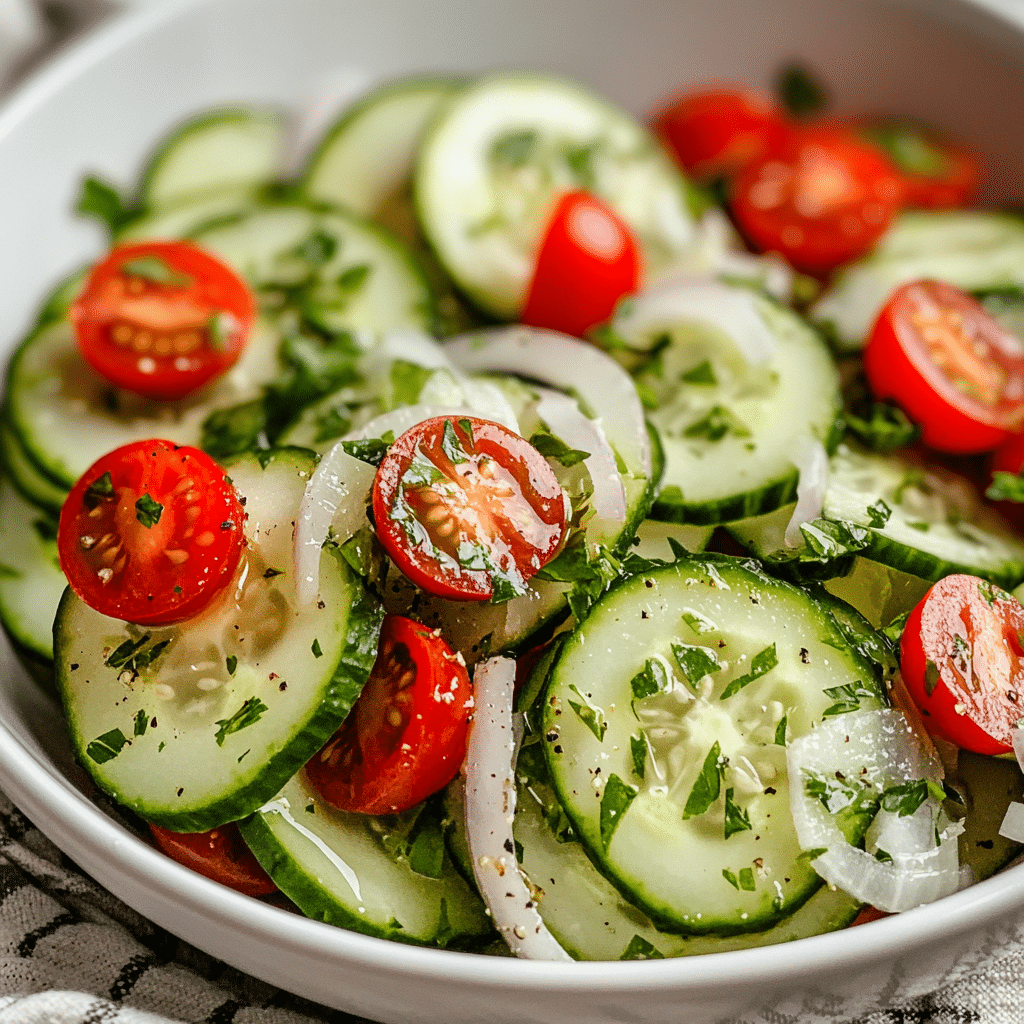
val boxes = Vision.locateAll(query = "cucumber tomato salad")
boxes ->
[5,68,1024,960]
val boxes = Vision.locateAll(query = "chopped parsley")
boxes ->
[720,644,778,700]
[214,696,269,747]
[134,493,163,529]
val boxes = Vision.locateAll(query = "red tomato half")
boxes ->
[730,126,903,275]
[57,439,246,625]
[520,191,641,339]
[306,615,473,815]
[372,416,569,601]
[150,822,276,897]
[863,280,1024,454]
[653,87,790,181]
[900,574,1024,755]
[71,240,254,401]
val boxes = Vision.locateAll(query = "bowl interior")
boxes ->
[2,1,1024,1022]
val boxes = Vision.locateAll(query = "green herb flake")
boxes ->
[199,399,267,459]
[843,401,919,453]
[722,868,739,890]
[134,493,163,529]
[737,867,756,891]
[120,255,192,288]
[157,741,166,753]
[821,680,876,718]
[408,821,446,880]
[629,733,647,780]
[723,788,752,840]
[599,774,638,851]
[289,228,338,267]
[874,847,894,863]
[924,659,941,696]
[441,418,470,465]
[563,141,600,190]
[629,658,670,703]
[865,499,892,528]
[214,696,269,747]
[681,610,717,635]
[774,715,788,746]
[86,472,115,501]
[341,437,391,467]
[683,742,723,820]
[880,779,945,818]
[86,728,129,764]
[619,935,664,961]
[777,62,827,118]
[977,579,1010,607]
[75,175,131,234]
[671,642,721,690]
[226,655,238,676]
[720,644,778,700]
[568,684,607,742]
[336,263,371,294]
[798,846,828,862]
[311,639,323,659]
[528,431,589,467]
[133,709,148,737]
[681,360,717,386]
[205,310,237,353]
[490,129,538,167]
[390,359,435,407]
[683,404,751,443]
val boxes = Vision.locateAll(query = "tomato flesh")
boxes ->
[900,573,1024,755]
[149,822,276,897]
[57,439,246,625]
[306,615,473,815]
[653,87,790,181]
[730,126,903,275]
[71,240,254,401]
[864,279,1024,454]
[372,416,569,601]
[520,190,641,339]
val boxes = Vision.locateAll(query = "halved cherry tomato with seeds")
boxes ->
[57,439,245,625]
[150,822,276,896]
[306,615,473,815]
[864,280,1024,454]
[900,573,1024,755]
[730,126,903,275]
[71,240,254,401]
[371,416,569,602]
[520,190,641,339]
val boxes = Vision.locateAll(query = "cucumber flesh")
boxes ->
[54,449,383,831]
[542,554,885,934]
[116,187,259,242]
[0,415,68,513]
[955,750,1024,881]
[239,771,492,948]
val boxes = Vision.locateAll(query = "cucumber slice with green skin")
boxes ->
[956,750,1023,881]
[629,518,714,560]
[240,771,492,948]
[191,202,436,335]
[6,316,281,490]
[619,290,840,526]
[542,554,886,935]
[0,415,68,514]
[303,77,463,220]
[822,445,1024,588]
[139,108,285,209]
[0,476,64,662]
[811,211,1024,350]
[416,73,698,319]
[116,187,260,243]
[54,449,383,832]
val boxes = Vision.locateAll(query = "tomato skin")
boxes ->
[71,240,254,401]
[305,615,473,815]
[57,439,245,625]
[900,574,1024,756]
[730,126,903,275]
[371,416,569,602]
[149,822,276,897]
[653,87,790,181]
[863,280,1024,454]
[520,191,641,339]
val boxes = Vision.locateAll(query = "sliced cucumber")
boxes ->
[191,202,436,334]
[0,476,64,663]
[956,750,1023,882]
[610,285,840,525]
[139,108,285,209]
[811,211,1024,349]
[239,771,492,948]
[54,449,383,831]
[542,554,885,934]
[303,77,463,220]
[416,73,697,318]
[6,316,281,490]
[116,187,259,242]
[630,518,714,560]
[0,414,68,513]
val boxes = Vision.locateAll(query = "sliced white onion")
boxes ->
[1012,723,1024,779]
[293,442,377,606]
[787,708,959,913]
[534,387,625,522]
[445,326,650,477]
[1000,802,1024,843]
[344,404,486,442]
[784,437,830,547]
[463,657,571,961]
[613,275,777,368]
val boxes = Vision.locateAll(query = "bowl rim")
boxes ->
[1,0,1024,998]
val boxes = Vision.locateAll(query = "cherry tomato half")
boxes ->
[372,416,569,602]
[863,280,1024,454]
[520,191,641,340]
[730,126,903,275]
[900,573,1024,755]
[71,240,254,401]
[652,87,790,181]
[57,439,246,625]
[149,822,276,897]
[856,121,980,210]
[306,615,473,815]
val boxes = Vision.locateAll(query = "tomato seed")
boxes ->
[165,549,189,565]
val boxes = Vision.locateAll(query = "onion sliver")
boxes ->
[784,437,829,547]
[613,275,777,368]
[999,801,1024,844]
[787,708,959,913]
[534,387,625,522]
[445,327,650,478]
[294,442,377,606]
[463,657,571,961]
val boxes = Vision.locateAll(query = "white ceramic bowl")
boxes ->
[2,1,1024,1021]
